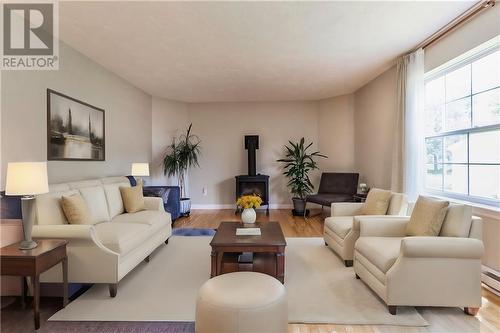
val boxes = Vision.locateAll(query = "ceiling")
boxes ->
[59,1,475,103]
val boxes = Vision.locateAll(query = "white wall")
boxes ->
[353,66,397,189]
[186,101,320,207]
[150,98,358,207]
[151,97,189,185]
[318,94,355,172]
[1,42,152,185]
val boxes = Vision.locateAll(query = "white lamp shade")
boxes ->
[131,163,150,177]
[5,162,49,195]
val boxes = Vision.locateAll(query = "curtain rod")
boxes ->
[412,0,496,51]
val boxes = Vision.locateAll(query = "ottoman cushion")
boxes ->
[196,272,287,333]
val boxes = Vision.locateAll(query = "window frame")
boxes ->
[424,44,500,208]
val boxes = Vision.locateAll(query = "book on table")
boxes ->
[236,228,261,236]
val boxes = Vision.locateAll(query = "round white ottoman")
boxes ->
[195,272,288,333]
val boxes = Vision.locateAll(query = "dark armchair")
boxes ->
[305,173,359,208]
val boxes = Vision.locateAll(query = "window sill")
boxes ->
[426,193,500,220]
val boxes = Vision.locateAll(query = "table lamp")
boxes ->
[131,162,150,185]
[5,162,49,250]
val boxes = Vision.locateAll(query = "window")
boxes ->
[424,45,500,206]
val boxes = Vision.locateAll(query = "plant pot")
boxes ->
[180,197,191,217]
[241,208,256,224]
[292,197,306,214]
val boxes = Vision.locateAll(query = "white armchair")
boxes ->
[353,208,484,315]
[324,191,408,266]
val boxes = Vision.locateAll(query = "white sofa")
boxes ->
[324,192,408,266]
[353,205,484,315]
[32,176,172,297]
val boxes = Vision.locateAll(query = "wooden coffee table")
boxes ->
[210,222,286,283]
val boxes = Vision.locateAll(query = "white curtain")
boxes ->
[391,49,425,201]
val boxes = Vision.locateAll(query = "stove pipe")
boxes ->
[244,135,259,176]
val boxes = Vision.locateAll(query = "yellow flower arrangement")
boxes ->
[236,194,262,209]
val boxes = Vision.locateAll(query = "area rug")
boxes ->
[49,236,428,326]
[171,228,216,236]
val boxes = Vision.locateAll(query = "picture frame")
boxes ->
[47,89,105,161]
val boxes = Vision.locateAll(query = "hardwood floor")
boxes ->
[173,208,326,237]
[175,209,500,333]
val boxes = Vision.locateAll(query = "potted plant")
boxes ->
[163,123,201,216]
[236,194,263,224]
[277,138,326,215]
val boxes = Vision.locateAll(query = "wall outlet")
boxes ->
[202,187,208,196]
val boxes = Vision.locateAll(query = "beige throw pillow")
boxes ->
[362,188,392,215]
[61,193,92,225]
[120,185,145,213]
[406,196,449,236]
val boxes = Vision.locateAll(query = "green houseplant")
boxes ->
[277,138,326,215]
[163,123,201,216]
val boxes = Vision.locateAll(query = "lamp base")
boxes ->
[19,240,37,250]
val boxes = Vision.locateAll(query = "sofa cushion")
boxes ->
[387,192,408,216]
[94,222,151,255]
[355,237,402,273]
[406,196,449,236]
[100,176,130,184]
[362,188,392,215]
[120,185,145,213]
[324,216,353,239]
[440,204,472,238]
[61,193,92,225]
[35,190,78,225]
[79,186,110,224]
[104,182,129,219]
[112,210,170,231]
[68,179,102,189]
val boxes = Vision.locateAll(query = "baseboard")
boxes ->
[191,203,294,210]
[482,265,500,296]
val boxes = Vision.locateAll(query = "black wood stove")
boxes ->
[235,135,270,215]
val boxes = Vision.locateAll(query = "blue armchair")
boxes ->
[143,186,181,221]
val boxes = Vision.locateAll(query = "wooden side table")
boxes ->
[0,239,68,330]
[353,193,368,202]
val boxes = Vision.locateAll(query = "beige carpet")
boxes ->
[49,236,428,326]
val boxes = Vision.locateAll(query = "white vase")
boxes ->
[241,208,256,224]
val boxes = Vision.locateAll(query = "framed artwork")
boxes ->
[47,89,105,161]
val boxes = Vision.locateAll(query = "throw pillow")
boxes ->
[120,185,145,213]
[61,193,92,225]
[362,188,392,215]
[439,204,472,238]
[406,196,449,236]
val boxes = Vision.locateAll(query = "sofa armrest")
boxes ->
[331,202,364,216]
[144,197,164,211]
[401,236,484,259]
[33,224,96,240]
[358,216,410,237]
[33,224,118,255]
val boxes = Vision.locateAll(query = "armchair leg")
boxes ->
[344,260,353,267]
[355,274,360,279]
[165,238,169,245]
[324,241,328,246]
[388,305,397,315]
[464,307,479,316]
[109,284,117,298]
[144,255,150,263]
